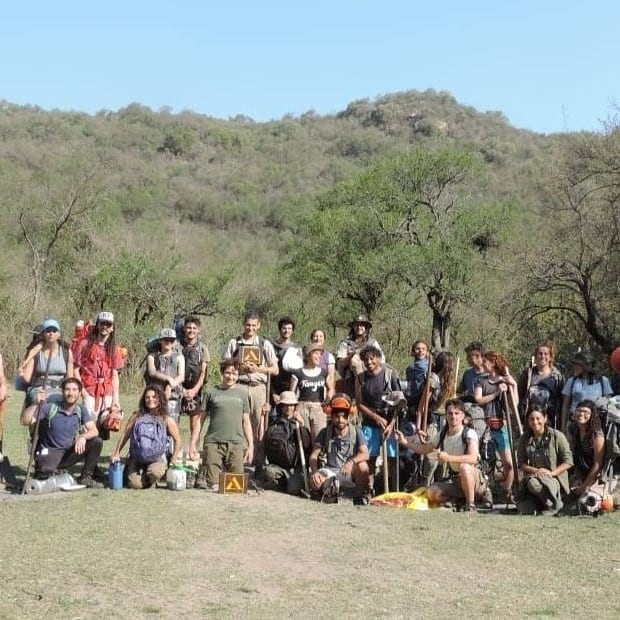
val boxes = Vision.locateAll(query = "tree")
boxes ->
[519,124,620,354]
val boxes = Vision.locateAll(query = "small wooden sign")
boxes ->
[238,345,261,366]
[218,472,248,494]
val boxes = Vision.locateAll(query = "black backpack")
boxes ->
[182,342,203,389]
[264,418,299,469]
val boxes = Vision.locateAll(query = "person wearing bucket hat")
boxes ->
[258,390,311,495]
[74,310,124,422]
[145,328,185,407]
[290,342,334,441]
[560,352,613,433]
[21,318,75,408]
[335,315,384,399]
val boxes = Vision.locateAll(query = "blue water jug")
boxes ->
[109,461,124,490]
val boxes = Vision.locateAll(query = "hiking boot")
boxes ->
[463,504,478,513]
[92,466,108,483]
[479,486,494,510]
[78,475,104,489]
[353,489,373,506]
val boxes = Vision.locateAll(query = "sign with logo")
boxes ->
[218,472,248,494]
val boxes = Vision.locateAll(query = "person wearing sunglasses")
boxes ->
[21,319,74,407]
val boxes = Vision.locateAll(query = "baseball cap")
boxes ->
[97,311,114,324]
[41,319,61,332]
[159,328,177,340]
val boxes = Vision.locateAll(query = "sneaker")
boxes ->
[92,466,108,483]
[78,475,104,489]
[463,504,478,513]
[353,489,373,506]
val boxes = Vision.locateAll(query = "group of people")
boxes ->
[4,310,618,515]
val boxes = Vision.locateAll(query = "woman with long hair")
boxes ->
[111,385,182,489]
[518,340,564,428]
[517,408,573,515]
[474,351,519,503]
[568,399,605,500]
[74,311,124,421]
[310,328,336,389]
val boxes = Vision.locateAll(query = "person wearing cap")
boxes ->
[560,352,613,434]
[21,319,74,407]
[259,391,311,495]
[309,393,371,505]
[74,311,124,421]
[146,328,185,409]
[335,315,384,398]
[222,311,278,467]
[290,341,334,441]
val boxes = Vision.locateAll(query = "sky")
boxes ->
[1,1,618,134]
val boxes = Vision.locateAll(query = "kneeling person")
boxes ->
[21,377,103,488]
[111,385,182,489]
[196,361,254,490]
[396,398,491,512]
[260,391,311,495]
[309,394,371,504]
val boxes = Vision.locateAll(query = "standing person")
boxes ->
[396,399,493,512]
[110,385,182,489]
[196,361,254,491]
[290,342,335,441]
[145,328,185,414]
[74,311,124,423]
[404,340,439,432]
[356,345,402,493]
[518,341,564,428]
[179,316,210,461]
[21,319,74,406]
[269,316,301,405]
[473,351,519,503]
[560,352,613,434]
[20,378,103,488]
[222,311,278,467]
[310,329,336,389]
[0,351,7,453]
[458,342,486,403]
[336,315,384,398]
[517,408,573,516]
[309,394,371,505]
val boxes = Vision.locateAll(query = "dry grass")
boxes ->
[1,398,619,619]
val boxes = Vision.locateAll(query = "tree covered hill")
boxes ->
[0,90,615,378]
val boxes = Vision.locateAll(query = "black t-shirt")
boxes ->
[360,367,401,427]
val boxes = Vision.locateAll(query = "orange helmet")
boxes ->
[323,393,357,417]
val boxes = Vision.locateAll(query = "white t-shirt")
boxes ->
[432,427,478,473]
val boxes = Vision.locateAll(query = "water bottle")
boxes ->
[108,461,124,490]
[166,465,186,491]
[25,472,77,495]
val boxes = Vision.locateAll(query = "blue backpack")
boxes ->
[130,414,168,463]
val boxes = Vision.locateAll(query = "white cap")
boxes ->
[97,311,114,324]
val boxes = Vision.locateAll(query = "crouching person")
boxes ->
[260,391,311,495]
[396,398,492,512]
[196,361,254,491]
[111,385,182,489]
[308,394,372,505]
[20,377,103,488]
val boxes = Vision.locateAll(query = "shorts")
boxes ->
[362,425,398,458]
[433,467,487,501]
[181,393,203,416]
[490,424,510,452]
[317,466,356,489]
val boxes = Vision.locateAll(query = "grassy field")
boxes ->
[1,396,619,619]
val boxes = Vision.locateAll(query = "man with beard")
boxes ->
[21,377,103,488]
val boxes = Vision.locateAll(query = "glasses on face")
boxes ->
[99,321,113,328]
[575,408,592,415]
[161,338,175,344]
[44,327,59,334]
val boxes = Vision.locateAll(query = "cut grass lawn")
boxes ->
[1,396,619,619]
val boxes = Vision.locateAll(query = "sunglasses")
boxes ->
[99,321,113,328]
[44,327,59,333]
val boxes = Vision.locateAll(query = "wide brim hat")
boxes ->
[348,314,372,329]
[303,342,324,357]
[278,391,299,406]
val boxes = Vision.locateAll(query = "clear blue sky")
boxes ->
[2,0,618,134]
